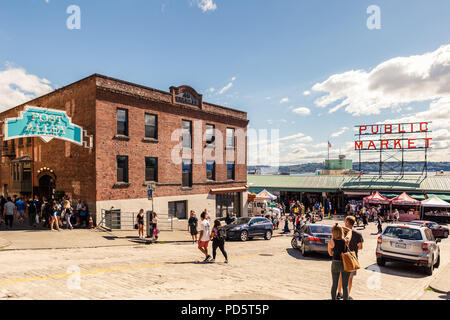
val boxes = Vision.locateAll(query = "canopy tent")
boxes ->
[390,192,421,206]
[255,189,277,201]
[421,196,450,208]
[363,191,391,205]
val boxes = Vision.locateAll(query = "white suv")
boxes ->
[376,223,441,275]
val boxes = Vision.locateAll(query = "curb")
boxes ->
[0,238,11,249]
[428,264,450,295]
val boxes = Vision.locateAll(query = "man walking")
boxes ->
[4,197,16,229]
[198,211,211,262]
[337,216,363,300]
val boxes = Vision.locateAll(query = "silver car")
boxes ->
[376,223,441,275]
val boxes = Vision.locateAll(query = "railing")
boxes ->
[99,209,174,231]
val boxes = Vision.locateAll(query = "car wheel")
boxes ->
[264,230,272,240]
[376,257,385,266]
[301,241,308,256]
[240,230,249,242]
[291,237,298,249]
[434,255,440,268]
[444,231,449,238]
[425,258,434,276]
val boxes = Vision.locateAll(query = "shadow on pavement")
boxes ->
[285,248,331,261]
[365,263,428,279]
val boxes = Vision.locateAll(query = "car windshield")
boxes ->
[384,226,423,240]
[308,225,332,234]
[231,217,251,225]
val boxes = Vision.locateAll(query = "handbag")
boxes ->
[341,244,360,272]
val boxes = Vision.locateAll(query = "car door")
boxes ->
[248,218,260,236]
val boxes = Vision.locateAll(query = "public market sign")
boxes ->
[4,106,83,145]
[354,122,432,150]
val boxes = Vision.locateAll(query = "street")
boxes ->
[0,220,448,300]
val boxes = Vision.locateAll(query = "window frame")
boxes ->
[182,158,193,188]
[182,120,192,149]
[145,157,158,182]
[144,113,158,139]
[116,108,129,137]
[226,127,235,148]
[116,155,129,183]
[227,161,235,180]
[206,160,216,181]
[205,124,215,146]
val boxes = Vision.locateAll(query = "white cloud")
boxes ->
[303,90,311,96]
[196,0,217,12]
[312,44,450,115]
[280,97,289,104]
[330,126,349,138]
[0,65,53,112]
[218,77,236,95]
[292,107,311,116]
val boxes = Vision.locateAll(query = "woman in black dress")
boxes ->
[188,210,198,243]
[137,209,145,239]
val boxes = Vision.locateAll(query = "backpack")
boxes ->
[216,227,226,241]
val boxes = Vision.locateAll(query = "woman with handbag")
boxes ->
[327,223,351,300]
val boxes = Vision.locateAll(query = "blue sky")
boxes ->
[1,0,450,164]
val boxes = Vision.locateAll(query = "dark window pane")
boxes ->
[117,156,129,183]
[206,161,215,180]
[117,109,128,136]
[182,159,192,187]
[145,114,157,139]
[145,157,158,182]
[227,162,235,180]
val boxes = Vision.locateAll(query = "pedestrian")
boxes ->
[188,210,198,243]
[225,212,234,225]
[328,223,351,300]
[63,196,73,230]
[15,197,26,224]
[198,211,211,262]
[27,197,36,227]
[152,212,159,240]
[393,209,400,223]
[4,197,16,229]
[137,209,145,239]
[75,199,82,227]
[337,216,363,300]
[283,216,290,233]
[41,197,51,228]
[210,219,228,263]
[79,200,88,227]
[376,215,383,234]
[50,201,61,232]
[32,195,42,226]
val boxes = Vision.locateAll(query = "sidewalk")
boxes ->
[429,262,450,294]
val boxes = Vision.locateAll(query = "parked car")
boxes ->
[291,224,332,257]
[407,220,449,238]
[376,223,441,275]
[224,217,273,241]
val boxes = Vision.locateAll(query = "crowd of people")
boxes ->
[0,194,90,231]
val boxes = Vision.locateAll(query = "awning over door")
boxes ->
[210,186,247,194]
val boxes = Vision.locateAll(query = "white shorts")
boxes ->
[18,210,25,217]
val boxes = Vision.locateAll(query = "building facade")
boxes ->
[0,74,249,223]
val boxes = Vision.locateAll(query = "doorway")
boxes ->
[38,175,55,201]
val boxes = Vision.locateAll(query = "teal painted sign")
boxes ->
[4,106,83,145]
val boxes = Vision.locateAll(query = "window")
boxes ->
[182,120,192,149]
[205,124,215,146]
[227,161,235,180]
[26,137,32,146]
[145,157,158,182]
[117,108,129,136]
[116,156,129,183]
[168,201,187,219]
[216,192,241,218]
[206,161,215,181]
[226,128,235,148]
[145,113,157,139]
[18,138,23,147]
[182,159,192,187]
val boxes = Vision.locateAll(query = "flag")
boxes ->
[328,141,332,148]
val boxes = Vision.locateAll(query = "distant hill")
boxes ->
[248,162,450,174]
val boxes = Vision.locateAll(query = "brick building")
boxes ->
[0,74,248,223]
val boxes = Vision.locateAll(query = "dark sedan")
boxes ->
[293,224,332,256]
[408,220,449,238]
[224,217,273,241]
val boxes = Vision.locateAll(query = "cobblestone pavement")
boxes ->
[0,221,448,300]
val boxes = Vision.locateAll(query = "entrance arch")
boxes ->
[38,175,56,201]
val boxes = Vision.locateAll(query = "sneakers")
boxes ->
[203,255,211,262]
[337,293,343,300]
[209,259,215,263]
[224,260,229,264]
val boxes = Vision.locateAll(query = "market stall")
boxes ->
[421,196,450,222]
[390,192,421,222]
